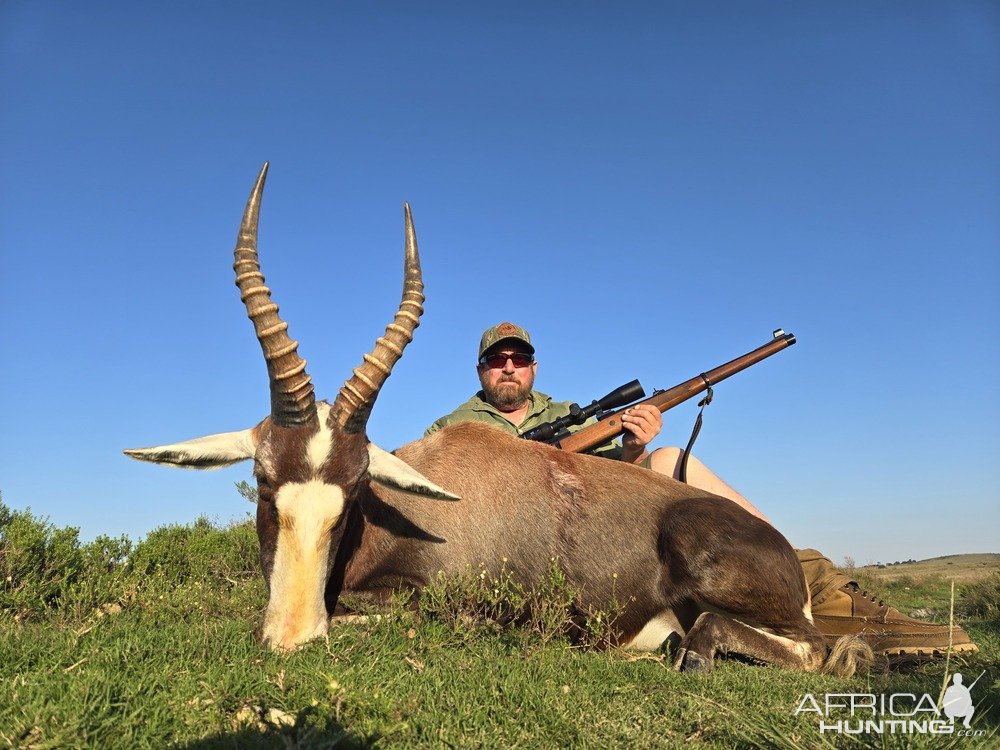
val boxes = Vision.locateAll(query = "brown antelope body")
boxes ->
[125,164,857,674]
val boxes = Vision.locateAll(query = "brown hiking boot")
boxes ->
[811,581,978,656]
[798,549,978,656]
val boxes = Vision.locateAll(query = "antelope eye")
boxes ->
[253,470,273,493]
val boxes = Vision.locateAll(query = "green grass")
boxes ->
[2,496,998,749]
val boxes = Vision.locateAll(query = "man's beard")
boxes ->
[482,372,533,410]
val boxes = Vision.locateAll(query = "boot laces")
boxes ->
[846,581,885,607]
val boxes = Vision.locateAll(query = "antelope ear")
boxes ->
[366,444,460,500]
[124,428,259,469]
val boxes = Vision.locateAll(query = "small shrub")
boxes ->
[417,558,623,648]
[892,574,915,589]
[0,494,137,620]
[527,559,579,644]
[0,493,261,622]
[123,517,265,622]
[127,516,258,585]
[419,563,529,633]
[61,534,134,618]
[958,572,1000,619]
[0,499,85,619]
[235,480,258,504]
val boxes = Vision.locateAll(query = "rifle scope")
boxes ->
[521,379,646,443]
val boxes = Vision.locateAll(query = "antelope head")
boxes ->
[124,164,457,650]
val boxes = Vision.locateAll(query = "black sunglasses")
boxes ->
[479,352,534,369]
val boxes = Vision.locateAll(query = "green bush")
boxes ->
[127,515,258,585]
[958,572,1000,619]
[0,498,86,619]
[0,493,260,622]
[418,558,623,648]
[121,516,264,623]
[60,533,134,619]
[0,493,136,620]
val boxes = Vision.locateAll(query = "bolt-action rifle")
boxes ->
[520,379,648,443]
[522,329,796,454]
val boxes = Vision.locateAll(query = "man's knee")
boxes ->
[648,446,684,478]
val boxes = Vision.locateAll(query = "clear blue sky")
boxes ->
[2,1,997,565]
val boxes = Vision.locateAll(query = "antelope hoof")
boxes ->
[678,649,713,674]
[672,647,687,671]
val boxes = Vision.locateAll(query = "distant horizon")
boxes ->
[858,552,1000,565]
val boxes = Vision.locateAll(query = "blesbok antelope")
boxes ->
[125,164,864,674]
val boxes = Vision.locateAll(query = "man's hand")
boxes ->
[620,403,662,463]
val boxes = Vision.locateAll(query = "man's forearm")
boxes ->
[620,445,648,464]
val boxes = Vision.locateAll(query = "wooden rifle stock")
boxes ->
[553,330,796,454]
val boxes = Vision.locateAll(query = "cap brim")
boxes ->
[481,337,535,357]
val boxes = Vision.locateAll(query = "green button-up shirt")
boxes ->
[425,390,623,460]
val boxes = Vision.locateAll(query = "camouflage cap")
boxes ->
[478,321,534,358]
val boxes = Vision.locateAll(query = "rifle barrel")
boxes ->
[553,331,796,454]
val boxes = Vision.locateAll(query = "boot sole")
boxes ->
[883,642,979,656]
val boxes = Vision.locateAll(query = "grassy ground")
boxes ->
[850,556,1000,624]
[2,505,998,748]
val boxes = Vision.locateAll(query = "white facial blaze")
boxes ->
[261,474,346,650]
[307,410,333,471]
[257,403,455,650]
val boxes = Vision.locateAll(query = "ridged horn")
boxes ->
[233,163,317,427]
[332,203,424,433]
